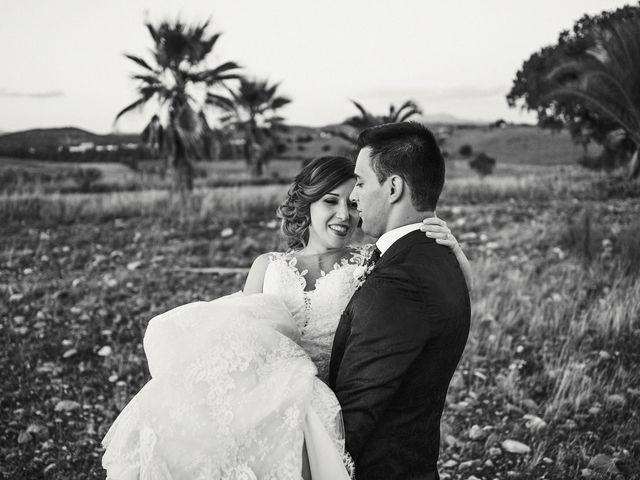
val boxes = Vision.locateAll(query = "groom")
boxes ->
[329,122,470,479]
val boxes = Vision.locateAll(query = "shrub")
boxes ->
[71,168,103,192]
[469,152,496,177]
[321,144,332,152]
[295,134,314,143]
[459,144,473,157]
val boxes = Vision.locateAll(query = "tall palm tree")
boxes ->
[335,100,423,145]
[548,15,640,179]
[220,78,291,176]
[115,19,241,191]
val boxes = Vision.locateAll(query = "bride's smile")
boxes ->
[306,178,359,252]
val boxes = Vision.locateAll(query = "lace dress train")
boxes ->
[102,248,369,479]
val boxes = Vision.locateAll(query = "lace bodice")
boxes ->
[262,246,371,381]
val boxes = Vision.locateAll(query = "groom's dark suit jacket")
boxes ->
[329,230,470,480]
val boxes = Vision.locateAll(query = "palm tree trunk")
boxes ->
[629,147,640,180]
[173,131,194,192]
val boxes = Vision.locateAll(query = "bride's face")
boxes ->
[307,179,359,250]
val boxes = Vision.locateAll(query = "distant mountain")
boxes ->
[0,127,140,151]
[419,113,488,125]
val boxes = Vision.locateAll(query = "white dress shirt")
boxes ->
[375,223,423,256]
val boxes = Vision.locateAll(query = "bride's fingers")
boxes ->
[422,217,447,227]
[421,225,450,235]
[436,238,456,248]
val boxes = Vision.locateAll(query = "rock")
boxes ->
[442,460,458,468]
[599,350,612,360]
[488,446,502,457]
[523,414,547,432]
[62,349,77,359]
[484,459,494,468]
[220,227,234,238]
[126,260,143,271]
[467,476,481,480]
[581,468,594,479]
[459,232,478,241]
[17,430,32,444]
[501,439,531,454]
[468,424,487,440]
[97,346,112,357]
[26,423,49,440]
[587,454,619,473]
[458,460,480,470]
[444,434,462,448]
[588,405,601,415]
[9,293,24,303]
[606,394,626,408]
[627,387,640,397]
[43,463,56,474]
[54,400,80,412]
[505,403,525,415]
[450,400,470,411]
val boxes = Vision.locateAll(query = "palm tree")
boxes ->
[334,100,423,145]
[547,15,640,179]
[220,78,291,176]
[115,19,241,191]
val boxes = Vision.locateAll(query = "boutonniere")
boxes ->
[353,263,375,285]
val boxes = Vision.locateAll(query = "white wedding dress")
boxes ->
[102,247,370,480]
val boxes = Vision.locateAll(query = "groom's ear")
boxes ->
[387,175,404,204]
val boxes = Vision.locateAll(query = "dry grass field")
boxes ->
[1,126,639,479]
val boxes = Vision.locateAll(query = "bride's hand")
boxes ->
[420,214,473,291]
[420,215,460,252]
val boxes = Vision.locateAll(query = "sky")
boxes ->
[0,0,633,134]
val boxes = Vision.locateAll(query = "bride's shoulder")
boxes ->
[244,251,290,294]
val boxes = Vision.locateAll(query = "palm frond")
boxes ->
[205,93,236,111]
[195,61,242,84]
[115,96,152,122]
[124,54,155,72]
[270,96,292,110]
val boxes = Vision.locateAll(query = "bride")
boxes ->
[101,156,471,480]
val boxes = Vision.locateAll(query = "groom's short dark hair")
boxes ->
[357,121,445,211]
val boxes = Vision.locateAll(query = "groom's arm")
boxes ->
[334,264,433,460]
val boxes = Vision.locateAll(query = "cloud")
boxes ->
[0,88,64,99]
[358,85,507,102]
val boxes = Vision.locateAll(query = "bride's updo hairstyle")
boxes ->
[277,156,355,249]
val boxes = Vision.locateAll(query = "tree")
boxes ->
[546,15,640,179]
[469,153,496,178]
[507,4,640,175]
[115,19,241,191]
[334,100,423,145]
[220,78,291,176]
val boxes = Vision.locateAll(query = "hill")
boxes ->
[0,127,140,152]
[446,125,601,165]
